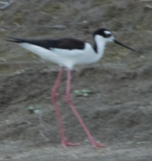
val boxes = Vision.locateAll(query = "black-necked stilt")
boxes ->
[6,28,135,148]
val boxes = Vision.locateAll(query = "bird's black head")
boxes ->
[93,28,112,38]
[93,28,136,52]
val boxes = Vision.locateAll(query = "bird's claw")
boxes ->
[90,138,106,149]
[62,140,80,148]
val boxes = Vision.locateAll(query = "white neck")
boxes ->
[94,35,107,57]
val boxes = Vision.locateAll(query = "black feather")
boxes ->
[6,37,85,50]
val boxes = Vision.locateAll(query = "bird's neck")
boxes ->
[93,35,107,58]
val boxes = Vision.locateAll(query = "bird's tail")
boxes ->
[5,37,25,43]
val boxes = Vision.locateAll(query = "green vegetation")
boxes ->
[28,105,40,114]
[74,89,94,97]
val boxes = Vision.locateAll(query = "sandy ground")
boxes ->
[0,0,152,160]
[0,66,152,160]
[1,142,152,161]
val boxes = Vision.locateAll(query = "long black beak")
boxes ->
[114,40,136,52]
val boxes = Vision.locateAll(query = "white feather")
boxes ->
[20,35,109,69]
[104,31,111,34]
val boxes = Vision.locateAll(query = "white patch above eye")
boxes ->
[104,31,111,35]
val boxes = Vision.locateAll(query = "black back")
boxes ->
[6,37,85,50]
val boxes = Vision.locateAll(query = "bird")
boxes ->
[6,28,135,148]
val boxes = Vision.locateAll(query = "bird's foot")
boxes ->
[90,138,106,149]
[62,140,80,148]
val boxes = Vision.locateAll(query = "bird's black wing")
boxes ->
[6,37,85,50]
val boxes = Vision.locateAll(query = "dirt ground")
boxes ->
[0,0,152,160]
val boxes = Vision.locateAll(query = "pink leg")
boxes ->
[65,69,106,149]
[51,67,79,148]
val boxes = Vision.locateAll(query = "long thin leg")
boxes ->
[51,67,79,147]
[65,69,106,149]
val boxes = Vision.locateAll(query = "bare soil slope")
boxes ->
[0,0,152,160]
